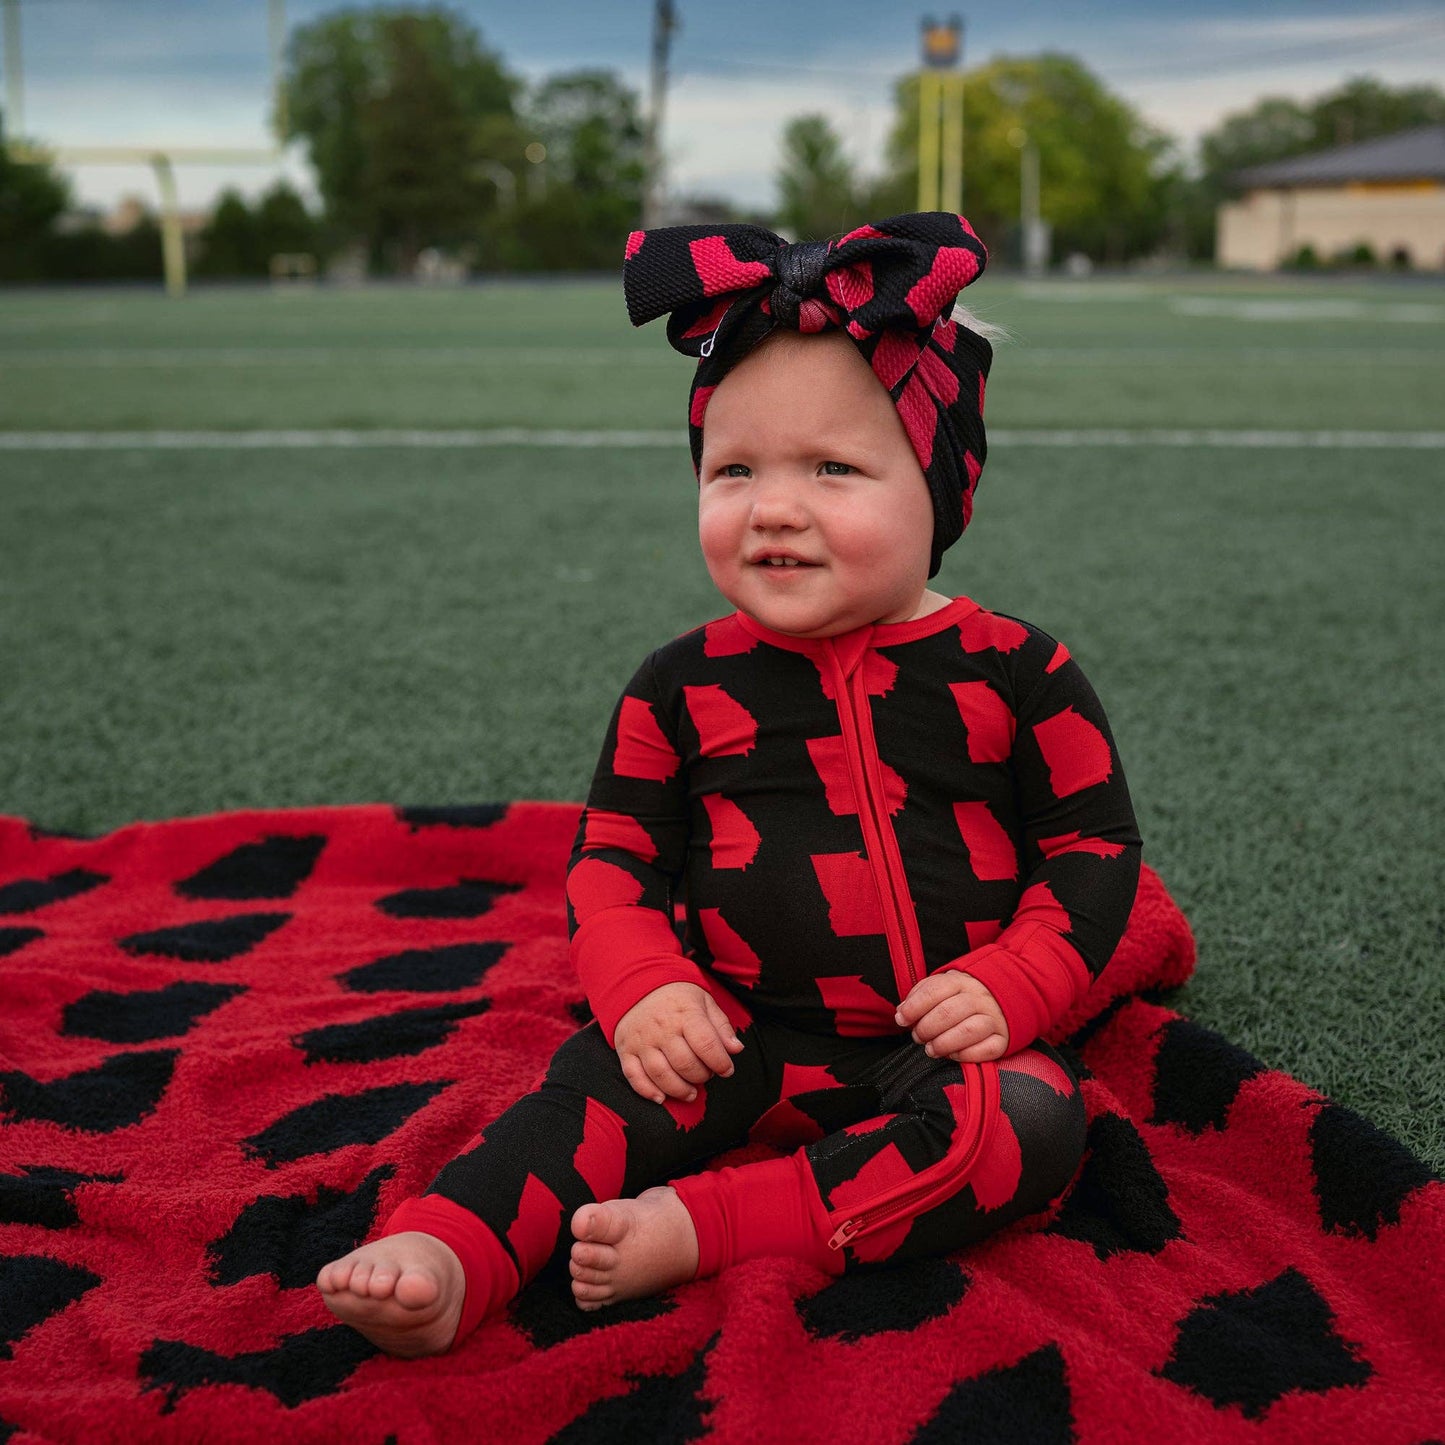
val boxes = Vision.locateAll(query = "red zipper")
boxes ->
[827,642,925,998]
[826,1057,1001,1249]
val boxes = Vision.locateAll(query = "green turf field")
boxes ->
[2,272,1442,1169]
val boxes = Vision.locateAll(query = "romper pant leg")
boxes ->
[378,976,796,1340]
[669,1035,1086,1277]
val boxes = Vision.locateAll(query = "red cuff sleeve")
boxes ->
[937,920,1092,1056]
[571,905,713,1047]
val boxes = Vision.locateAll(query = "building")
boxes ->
[1216,124,1445,271]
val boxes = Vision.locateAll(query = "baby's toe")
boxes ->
[570,1259,611,1284]
[570,1240,616,1270]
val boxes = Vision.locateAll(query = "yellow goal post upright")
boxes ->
[917,14,965,215]
[2,0,291,297]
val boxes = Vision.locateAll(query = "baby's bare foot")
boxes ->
[316,1231,465,1357]
[568,1186,699,1311]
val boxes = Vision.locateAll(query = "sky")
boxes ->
[6,0,1445,216]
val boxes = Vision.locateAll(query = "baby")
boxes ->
[317,212,1142,1357]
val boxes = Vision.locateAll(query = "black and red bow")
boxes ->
[621,212,994,577]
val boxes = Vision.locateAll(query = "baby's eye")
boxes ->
[719,463,750,478]
[820,461,854,476]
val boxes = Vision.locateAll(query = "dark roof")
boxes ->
[1233,124,1445,188]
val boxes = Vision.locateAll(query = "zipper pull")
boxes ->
[827,1217,861,1250]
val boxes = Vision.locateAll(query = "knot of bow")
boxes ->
[622,211,988,359]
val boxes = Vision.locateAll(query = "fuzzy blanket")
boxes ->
[0,802,1441,1444]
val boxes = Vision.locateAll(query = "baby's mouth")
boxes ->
[754,556,819,568]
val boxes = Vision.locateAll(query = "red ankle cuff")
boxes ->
[669,1153,843,1279]
[381,1194,520,1343]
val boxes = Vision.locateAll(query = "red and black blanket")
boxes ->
[1,803,1441,1443]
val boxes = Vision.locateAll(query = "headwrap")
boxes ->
[622,211,992,577]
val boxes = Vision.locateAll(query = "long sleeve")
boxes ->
[938,635,1142,1055]
[567,650,711,1047]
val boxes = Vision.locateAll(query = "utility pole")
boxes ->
[3,0,23,138]
[641,0,677,229]
[269,0,288,140]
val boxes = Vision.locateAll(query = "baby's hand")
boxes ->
[895,970,1009,1064]
[613,981,745,1105]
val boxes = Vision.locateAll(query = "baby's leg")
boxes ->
[667,1039,1086,1277]
[319,1002,775,1352]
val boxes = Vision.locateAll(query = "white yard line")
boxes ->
[2,428,1444,451]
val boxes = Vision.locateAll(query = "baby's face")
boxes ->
[697,331,936,638]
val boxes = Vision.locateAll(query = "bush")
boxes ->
[1287,242,1320,270]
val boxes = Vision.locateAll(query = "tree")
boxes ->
[500,69,648,270]
[866,55,1175,264]
[775,115,857,240]
[0,109,71,281]
[195,189,262,276]
[282,5,523,268]
[1202,77,1445,189]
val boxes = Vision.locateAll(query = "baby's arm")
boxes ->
[567,651,728,1070]
[929,630,1143,1056]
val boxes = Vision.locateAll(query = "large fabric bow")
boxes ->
[622,212,993,576]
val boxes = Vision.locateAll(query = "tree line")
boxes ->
[2,3,1441,283]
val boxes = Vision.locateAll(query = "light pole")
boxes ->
[1008,126,1044,274]
[917,15,963,214]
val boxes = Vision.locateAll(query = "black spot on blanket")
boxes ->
[0,1050,178,1132]
[375,879,522,919]
[0,869,107,915]
[119,912,290,962]
[208,1166,394,1288]
[1149,1017,1265,1133]
[338,941,510,994]
[509,1256,678,1350]
[139,1327,377,1412]
[547,1329,718,1443]
[797,1256,969,1342]
[1309,1100,1439,1241]
[242,1081,451,1167]
[1157,1266,1371,1419]
[1045,1112,1182,1259]
[910,1342,1075,1445]
[396,804,509,830]
[0,927,43,958]
[62,981,246,1043]
[295,999,492,1064]
[0,1166,123,1229]
[0,1255,103,1359]
[174,834,327,900]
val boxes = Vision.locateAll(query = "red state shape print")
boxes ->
[582,809,658,863]
[952,802,1018,882]
[704,615,757,656]
[1033,706,1113,797]
[572,1096,629,1203]
[999,1049,1077,1099]
[948,1092,1023,1213]
[810,852,885,937]
[613,696,680,782]
[806,735,857,815]
[815,973,898,1035]
[949,680,1015,763]
[965,918,1004,950]
[566,857,644,923]
[1011,879,1073,936]
[506,1171,565,1277]
[1036,829,1126,861]
[698,906,763,988]
[958,609,1028,655]
[701,792,760,870]
[684,684,758,757]
[827,1138,916,1213]
[1045,640,1071,673]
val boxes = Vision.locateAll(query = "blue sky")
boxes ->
[7,0,1445,214]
